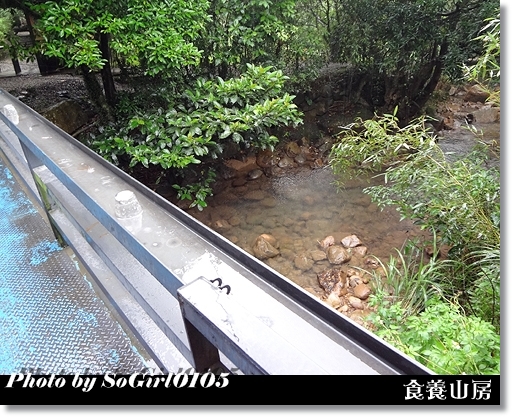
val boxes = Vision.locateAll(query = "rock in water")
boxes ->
[327,245,351,264]
[352,246,368,257]
[252,235,280,260]
[259,233,278,248]
[353,283,371,300]
[341,234,362,248]
[311,249,327,262]
[294,253,314,271]
[318,235,335,249]
[317,268,345,293]
[247,169,264,180]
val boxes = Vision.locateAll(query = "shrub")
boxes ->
[367,294,500,375]
[90,64,303,208]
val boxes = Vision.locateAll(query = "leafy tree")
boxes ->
[0,8,11,44]
[293,0,342,61]
[327,0,499,122]
[91,65,302,168]
[29,0,209,118]
[16,0,304,208]
[196,0,297,79]
[276,0,329,88]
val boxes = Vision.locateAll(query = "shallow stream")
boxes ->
[190,165,426,298]
[187,120,500,304]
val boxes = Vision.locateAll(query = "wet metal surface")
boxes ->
[0,157,151,374]
[0,88,433,374]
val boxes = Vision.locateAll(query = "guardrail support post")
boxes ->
[182,315,221,373]
[19,142,67,247]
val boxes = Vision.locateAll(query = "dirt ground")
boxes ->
[0,58,89,113]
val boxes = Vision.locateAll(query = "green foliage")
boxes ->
[332,0,438,75]
[197,0,297,77]
[92,64,302,170]
[31,0,208,74]
[0,8,11,43]
[368,239,444,318]
[463,12,500,106]
[90,65,301,207]
[367,295,500,374]
[366,143,500,255]
[108,0,208,76]
[172,168,216,211]
[331,110,500,328]
[443,244,501,331]
[467,14,500,83]
[330,109,437,178]
[330,112,500,255]
[330,0,498,78]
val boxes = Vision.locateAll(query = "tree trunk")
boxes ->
[11,58,22,75]
[99,33,117,107]
[410,41,449,113]
[80,65,114,123]
[379,40,449,124]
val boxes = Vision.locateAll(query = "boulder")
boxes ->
[463,84,490,103]
[261,197,277,208]
[228,216,242,226]
[353,283,371,300]
[244,190,267,201]
[252,235,280,260]
[473,107,500,123]
[348,296,364,310]
[278,155,295,168]
[327,245,351,265]
[259,233,278,248]
[317,268,345,293]
[352,246,368,257]
[341,234,362,248]
[349,275,363,288]
[311,249,327,262]
[256,149,277,168]
[285,141,301,157]
[294,153,307,165]
[443,115,455,130]
[318,235,335,250]
[326,292,342,309]
[294,253,314,271]
[364,256,380,269]
[224,156,259,173]
[212,219,231,231]
[247,169,264,180]
[42,100,88,134]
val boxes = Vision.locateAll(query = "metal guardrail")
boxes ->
[0,88,433,375]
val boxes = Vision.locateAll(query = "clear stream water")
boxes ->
[190,166,426,296]
[188,121,500,297]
